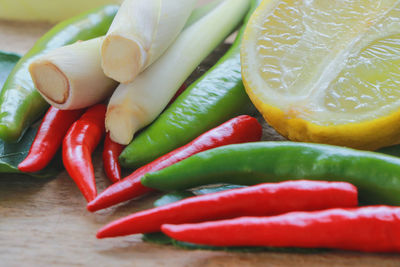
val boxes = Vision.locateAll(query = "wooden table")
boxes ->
[1,3,400,266]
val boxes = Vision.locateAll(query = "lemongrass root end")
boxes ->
[106,105,139,145]
[101,34,144,84]
[29,61,69,104]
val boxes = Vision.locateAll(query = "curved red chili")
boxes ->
[103,133,125,183]
[162,206,400,253]
[63,104,106,202]
[87,115,262,212]
[96,180,358,238]
[18,106,85,173]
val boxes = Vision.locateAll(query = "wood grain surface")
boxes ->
[1,2,400,266]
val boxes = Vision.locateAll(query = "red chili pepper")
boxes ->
[63,104,106,202]
[103,133,125,183]
[96,180,358,238]
[87,115,262,212]
[18,106,85,173]
[162,206,400,253]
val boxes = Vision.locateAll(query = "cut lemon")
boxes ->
[241,0,400,150]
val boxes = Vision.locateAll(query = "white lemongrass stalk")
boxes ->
[29,37,118,110]
[106,0,250,145]
[101,0,198,84]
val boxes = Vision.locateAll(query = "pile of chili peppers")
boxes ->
[16,97,400,255]
[96,180,400,253]
[11,0,400,255]
[18,105,263,203]
[17,103,400,253]
[18,104,119,202]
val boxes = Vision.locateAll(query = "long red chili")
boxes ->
[18,106,85,173]
[96,180,358,238]
[103,133,125,183]
[63,104,106,202]
[162,206,400,253]
[87,115,263,212]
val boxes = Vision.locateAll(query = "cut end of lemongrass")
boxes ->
[101,34,145,84]
[106,105,139,145]
[30,60,69,104]
[30,37,118,110]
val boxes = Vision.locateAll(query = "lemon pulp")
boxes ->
[242,0,400,149]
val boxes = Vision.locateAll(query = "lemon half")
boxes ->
[241,0,400,150]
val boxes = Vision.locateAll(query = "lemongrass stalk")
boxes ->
[106,0,251,145]
[29,37,118,110]
[28,1,219,110]
[101,0,198,84]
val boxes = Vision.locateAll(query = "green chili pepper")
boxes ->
[0,5,118,143]
[119,0,261,169]
[141,142,400,205]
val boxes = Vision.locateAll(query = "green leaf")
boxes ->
[142,232,173,245]
[192,184,245,195]
[0,51,20,86]
[172,240,326,253]
[144,184,326,252]
[153,191,195,207]
[0,50,62,178]
[377,144,400,158]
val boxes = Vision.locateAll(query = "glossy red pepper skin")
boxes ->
[87,115,262,212]
[103,133,124,183]
[18,106,85,172]
[96,180,358,238]
[63,104,106,202]
[162,206,400,253]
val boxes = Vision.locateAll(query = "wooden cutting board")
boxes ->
[1,3,400,266]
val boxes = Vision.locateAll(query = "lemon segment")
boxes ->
[241,0,400,150]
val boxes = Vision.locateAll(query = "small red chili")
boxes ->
[63,104,106,202]
[87,115,263,212]
[18,106,85,173]
[103,133,125,183]
[96,180,358,238]
[162,206,400,253]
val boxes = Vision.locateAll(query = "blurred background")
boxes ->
[0,0,212,22]
[0,0,213,53]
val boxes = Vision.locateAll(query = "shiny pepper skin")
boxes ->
[162,206,400,253]
[103,133,124,183]
[63,104,106,202]
[96,180,358,238]
[18,106,85,173]
[142,142,400,205]
[87,115,262,212]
